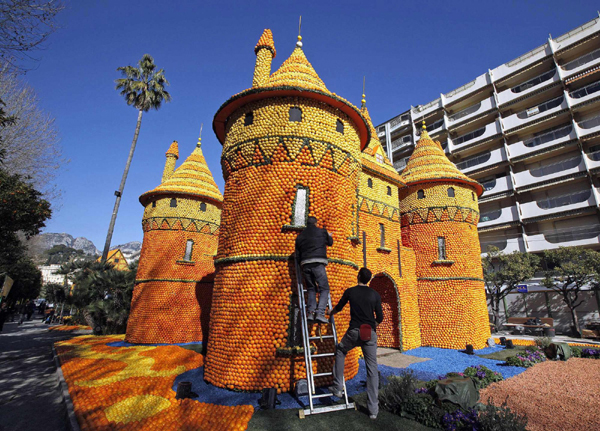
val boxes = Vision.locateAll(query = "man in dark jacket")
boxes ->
[328,267,383,420]
[295,216,333,324]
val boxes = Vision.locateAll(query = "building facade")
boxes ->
[377,15,600,256]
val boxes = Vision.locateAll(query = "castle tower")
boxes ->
[162,140,179,182]
[252,29,275,87]
[207,31,371,392]
[357,97,421,351]
[125,136,223,344]
[399,124,490,349]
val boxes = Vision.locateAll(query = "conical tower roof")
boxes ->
[255,29,276,57]
[400,124,483,195]
[213,32,371,149]
[140,138,223,206]
[266,47,328,93]
[360,102,404,185]
[165,140,179,158]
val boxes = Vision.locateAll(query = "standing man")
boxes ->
[329,267,382,420]
[295,216,333,324]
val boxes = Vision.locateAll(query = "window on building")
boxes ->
[292,187,308,226]
[152,201,156,208]
[367,178,373,188]
[437,237,447,260]
[387,186,392,196]
[472,192,475,201]
[170,198,177,207]
[200,202,207,212]
[417,189,425,199]
[447,187,455,197]
[379,224,385,248]
[376,153,384,164]
[114,258,119,263]
[244,111,253,126]
[289,107,302,122]
[183,239,194,261]
[336,119,344,133]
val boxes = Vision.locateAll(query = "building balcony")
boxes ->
[479,205,519,228]
[413,98,442,118]
[568,80,600,107]
[525,224,600,252]
[520,189,595,219]
[391,134,413,152]
[481,175,513,197]
[452,120,503,148]
[513,154,585,188]
[480,237,526,255]
[561,47,600,80]
[585,147,600,169]
[447,96,496,128]
[502,95,568,132]
[443,73,492,105]
[575,114,600,138]
[456,147,507,174]
[497,69,560,106]
[491,44,553,83]
[553,17,600,52]
[389,113,412,133]
[507,123,576,158]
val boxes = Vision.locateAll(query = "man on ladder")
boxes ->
[295,216,333,324]
[329,267,383,420]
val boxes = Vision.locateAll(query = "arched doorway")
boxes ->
[369,273,401,348]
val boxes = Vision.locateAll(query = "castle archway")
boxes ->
[369,273,401,348]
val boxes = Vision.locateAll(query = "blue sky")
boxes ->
[26,0,597,249]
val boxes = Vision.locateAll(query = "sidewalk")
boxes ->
[0,318,78,431]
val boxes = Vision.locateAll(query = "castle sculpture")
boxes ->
[126,29,491,393]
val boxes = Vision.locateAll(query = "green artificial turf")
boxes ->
[247,392,435,431]
[477,346,528,361]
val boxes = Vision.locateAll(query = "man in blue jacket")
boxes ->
[295,216,333,324]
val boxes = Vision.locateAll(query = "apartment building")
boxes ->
[377,14,600,256]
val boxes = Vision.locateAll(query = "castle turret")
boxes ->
[399,123,490,349]
[357,98,421,351]
[126,136,223,344]
[208,31,371,393]
[252,29,276,87]
[162,140,179,182]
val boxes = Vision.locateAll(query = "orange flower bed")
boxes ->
[55,335,253,431]
[49,325,92,331]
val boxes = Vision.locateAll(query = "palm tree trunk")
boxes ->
[101,109,143,262]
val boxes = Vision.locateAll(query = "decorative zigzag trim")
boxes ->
[400,205,480,226]
[142,216,220,234]
[214,254,359,269]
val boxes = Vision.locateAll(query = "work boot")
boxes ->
[328,386,343,398]
[307,312,316,322]
[315,314,328,324]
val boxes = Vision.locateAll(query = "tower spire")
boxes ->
[296,16,303,48]
[197,123,203,147]
[361,76,366,108]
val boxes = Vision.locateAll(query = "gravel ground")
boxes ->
[480,358,600,431]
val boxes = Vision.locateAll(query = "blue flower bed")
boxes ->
[171,345,527,409]
[403,346,526,381]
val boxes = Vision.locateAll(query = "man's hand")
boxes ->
[329,309,337,323]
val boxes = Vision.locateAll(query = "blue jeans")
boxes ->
[302,264,330,316]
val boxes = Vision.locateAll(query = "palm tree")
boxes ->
[101,54,171,262]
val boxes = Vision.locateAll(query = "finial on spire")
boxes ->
[296,16,303,48]
[197,123,203,147]
[361,76,366,107]
[422,120,427,130]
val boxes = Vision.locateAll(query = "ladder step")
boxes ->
[312,353,335,358]
[309,335,335,340]
[314,372,333,377]
[312,392,334,399]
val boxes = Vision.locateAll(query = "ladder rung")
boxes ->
[312,392,334,399]
[314,372,332,377]
[309,335,335,340]
[312,353,335,358]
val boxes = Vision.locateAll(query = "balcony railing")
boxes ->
[480,237,525,254]
[545,224,600,244]
[456,152,491,170]
[448,102,481,122]
[511,69,556,94]
[570,80,600,99]
[562,47,600,71]
[480,175,512,197]
[529,154,581,177]
[394,158,410,171]
[578,114,600,130]
[517,95,564,119]
[524,124,573,148]
[479,205,519,227]
[454,126,486,146]
[391,135,412,151]
[536,189,591,209]
[480,209,501,223]
[390,114,411,130]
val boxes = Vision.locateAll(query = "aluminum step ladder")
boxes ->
[295,257,355,418]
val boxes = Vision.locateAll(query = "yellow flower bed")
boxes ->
[55,335,253,430]
[49,325,92,331]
